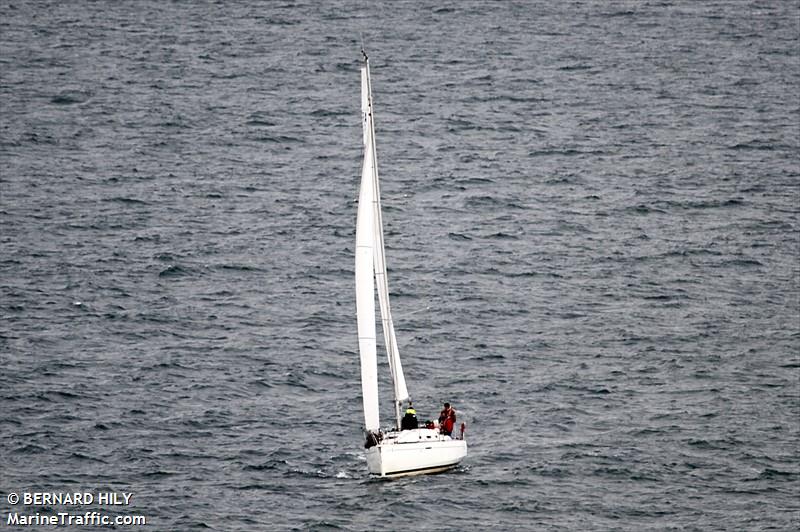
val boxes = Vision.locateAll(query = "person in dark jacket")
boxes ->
[400,401,418,430]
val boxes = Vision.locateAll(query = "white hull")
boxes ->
[366,429,467,477]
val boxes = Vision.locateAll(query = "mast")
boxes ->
[362,51,410,431]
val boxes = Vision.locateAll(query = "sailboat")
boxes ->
[355,50,467,477]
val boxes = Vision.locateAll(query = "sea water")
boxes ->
[1,1,798,530]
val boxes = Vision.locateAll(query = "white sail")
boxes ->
[361,62,370,146]
[362,59,410,405]
[373,208,410,404]
[355,65,380,432]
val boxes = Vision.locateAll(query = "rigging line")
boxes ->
[395,305,432,319]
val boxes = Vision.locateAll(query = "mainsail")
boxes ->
[355,93,379,432]
[356,53,410,433]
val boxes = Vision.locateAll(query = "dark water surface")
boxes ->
[1,1,798,530]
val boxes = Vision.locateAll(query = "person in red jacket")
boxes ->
[438,402,456,436]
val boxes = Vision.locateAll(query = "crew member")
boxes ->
[438,402,456,436]
[400,401,418,430]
